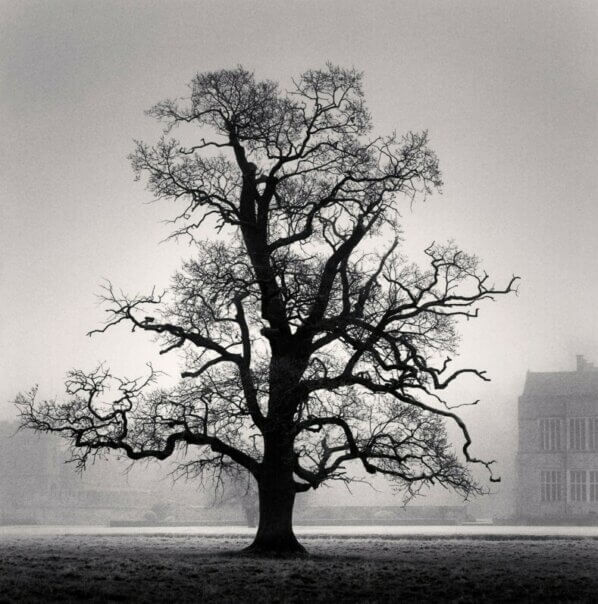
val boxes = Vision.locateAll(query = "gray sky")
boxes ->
[1,0,597,496]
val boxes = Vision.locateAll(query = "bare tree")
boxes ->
[16,65,518,555]
[217,470,259,528]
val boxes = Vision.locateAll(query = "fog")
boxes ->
[1,1,597,524]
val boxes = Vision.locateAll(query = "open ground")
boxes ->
[1,534,597,602]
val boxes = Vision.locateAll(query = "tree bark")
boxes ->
[244,436,306,556]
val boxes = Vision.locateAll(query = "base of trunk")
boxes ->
[241,533,308,557]
[248,440,306,557]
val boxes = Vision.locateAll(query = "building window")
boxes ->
[570,471,587,502]
[589,418,598,451]
[569,418,587,451]
[590,471,598,503]
[540,418,562,451]
[541,470,563,502]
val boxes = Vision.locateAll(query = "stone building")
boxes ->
[516,356,598,520]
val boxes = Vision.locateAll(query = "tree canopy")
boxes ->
[17,64,517,553]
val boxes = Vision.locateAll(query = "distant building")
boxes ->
[516,356,598,520]
[0,421,75,521]
[0,420,199,524]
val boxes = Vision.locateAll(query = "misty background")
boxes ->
[1,0,597,520]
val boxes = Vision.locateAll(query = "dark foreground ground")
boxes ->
[0,534,597,603]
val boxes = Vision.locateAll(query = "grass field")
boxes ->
[0,534,597,602]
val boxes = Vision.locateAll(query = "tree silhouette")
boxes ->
[17,65,517,555]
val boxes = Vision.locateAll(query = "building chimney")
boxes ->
[576,355,586,372]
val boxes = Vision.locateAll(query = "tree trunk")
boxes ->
[244,437,306,556]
